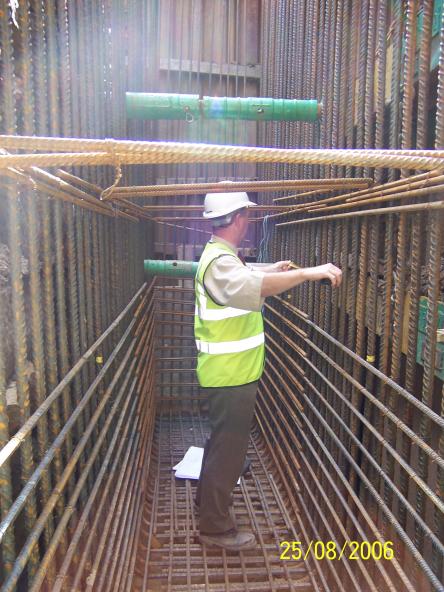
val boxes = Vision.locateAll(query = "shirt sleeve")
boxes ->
[203,255,265,312]
[246,262,272,272]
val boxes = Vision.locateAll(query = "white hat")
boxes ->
[203,181,256,219]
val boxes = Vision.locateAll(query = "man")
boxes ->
[194,184,342,551]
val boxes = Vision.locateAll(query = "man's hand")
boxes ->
[304,263,342,287]
[269,260,293,272]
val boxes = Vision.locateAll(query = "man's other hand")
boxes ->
[269,260,292,272]
[306,263,342,287]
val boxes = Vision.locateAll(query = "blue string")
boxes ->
[257,215,273,263]
[257,215,273,315]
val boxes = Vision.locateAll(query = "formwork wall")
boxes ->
[0,2,443,592]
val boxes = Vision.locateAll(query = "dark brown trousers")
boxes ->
[195,381,258,534]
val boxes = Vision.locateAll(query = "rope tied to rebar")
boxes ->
[100,164,122,202]
[99,140,123,202]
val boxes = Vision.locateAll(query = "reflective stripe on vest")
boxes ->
[195,304,251,321]
[195,332,265,354]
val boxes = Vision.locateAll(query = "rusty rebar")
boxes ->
[0,283,149,469]
[0,284,151,590]
[112,178,374,197]
[276,199,444,226]
[0,4,40,580]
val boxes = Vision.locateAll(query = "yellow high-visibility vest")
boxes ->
[194,241,265,387]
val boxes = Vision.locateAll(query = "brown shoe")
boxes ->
[199,529,256,551]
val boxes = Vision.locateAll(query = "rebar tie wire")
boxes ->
[100,150,123,205]
[99,141,123,215]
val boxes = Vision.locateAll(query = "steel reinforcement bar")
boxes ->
[1,136,444,170]
[0,283,155,591]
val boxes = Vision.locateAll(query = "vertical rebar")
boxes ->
[389,0,403,180]
[0,259,15,577]
[374,0,387,183]
[0,3,40,581]
[17,0,55,558]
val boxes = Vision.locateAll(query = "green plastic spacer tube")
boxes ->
[126,92,321,122]
[202,96,320,121]
[128,93,201,121]
[144,259,198,278]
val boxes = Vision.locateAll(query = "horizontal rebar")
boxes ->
[273,188,337,203]
[0,169,138,222]
[0,313,139,545]
[300,388,442,592]
[28,361,139,592]
[258,377,383,592]
[1,135,444,170]
[2,134,444,158]
[142,205,309,211]
[0,282,150,471]
[271,169,442,210]
[276,199,444,226]
[111,177,374,198]
[272,296,444,432]
[151,217,263,222]
[6,348,139,592]
[301,344,444,524]
[306,180,444,213]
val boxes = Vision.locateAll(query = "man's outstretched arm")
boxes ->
[260,263,342,297]
[247,260,292,273]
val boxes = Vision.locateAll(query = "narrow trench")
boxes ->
[0,1,443,591]
[133,405,314,592]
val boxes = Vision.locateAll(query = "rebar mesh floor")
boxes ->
[135,404,316,592]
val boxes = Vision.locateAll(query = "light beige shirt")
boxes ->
[203,236,266,312]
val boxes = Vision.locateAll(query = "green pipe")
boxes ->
[144,259,198,278]
[127,92,321,122]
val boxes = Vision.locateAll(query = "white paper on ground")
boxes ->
[173,446,240,484]
[173,446,204,478]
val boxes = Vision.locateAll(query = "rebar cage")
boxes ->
[0,1,443,591]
